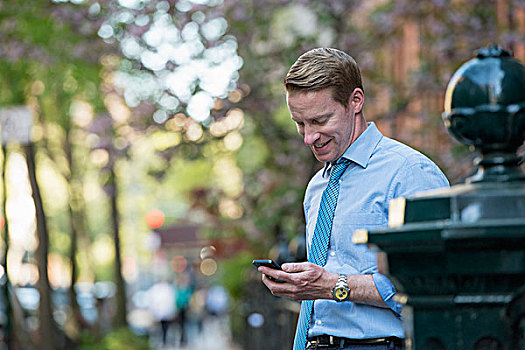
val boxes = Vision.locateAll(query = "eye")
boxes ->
[312,118,326,125]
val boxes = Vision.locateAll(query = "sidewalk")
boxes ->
[151,315,241,350]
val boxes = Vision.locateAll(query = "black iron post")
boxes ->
[362,46,525,349]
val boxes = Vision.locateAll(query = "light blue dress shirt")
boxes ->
[305,122,449,339]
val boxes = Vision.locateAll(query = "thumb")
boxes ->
[282,262,308,273]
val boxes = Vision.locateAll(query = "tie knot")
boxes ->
[329,159,350,182]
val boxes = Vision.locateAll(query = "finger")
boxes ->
[261,273,271,286]
[259,267,288,282]
[261,274,277,291]
[262,274,286,291]
[258,266,274,275]
[261,275,294,298]
[258,266,282,278]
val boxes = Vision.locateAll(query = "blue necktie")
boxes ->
[293,159,351,350]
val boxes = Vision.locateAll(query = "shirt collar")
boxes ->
[322,122,383,178]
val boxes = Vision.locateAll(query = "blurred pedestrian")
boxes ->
[175,272,193,346]
[147,280,177,346]
[205,285,228,317]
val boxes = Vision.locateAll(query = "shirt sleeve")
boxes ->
[389,157,449,200]
[374,157,448,317]
[372,273,402,317]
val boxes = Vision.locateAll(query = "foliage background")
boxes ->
[0,0,524,348]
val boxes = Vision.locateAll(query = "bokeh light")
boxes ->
[200,245,216,260]
[248,312,265,328]
[91,236,115,266]
[223,131,243,151]
[102,0,243,123]
[123,256,138,281]
[200,258,217,276]
[90,149,109,167]
[213,157,243,197]
[145,209,165,229]
[218,198,243,219]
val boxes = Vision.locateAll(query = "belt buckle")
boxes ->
[306,341,318,349]
[367,337,386,344]
[307,338,332,349]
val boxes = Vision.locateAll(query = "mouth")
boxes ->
[313,139,331,149]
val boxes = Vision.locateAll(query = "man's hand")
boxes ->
[258,262,338,301]
[258,262,389,308]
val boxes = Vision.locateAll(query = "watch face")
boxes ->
[334,287,348,300]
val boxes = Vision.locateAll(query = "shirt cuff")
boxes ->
[372,273,402,317]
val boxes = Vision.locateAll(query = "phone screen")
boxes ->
[253,259,284,282]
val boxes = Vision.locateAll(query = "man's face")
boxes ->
[287,88,357,163]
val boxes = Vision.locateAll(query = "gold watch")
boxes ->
[331,274,350,302]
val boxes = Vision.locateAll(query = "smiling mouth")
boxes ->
[313,140,331,149]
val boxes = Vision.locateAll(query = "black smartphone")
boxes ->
[252,259,284,282]
[252,259,282,270]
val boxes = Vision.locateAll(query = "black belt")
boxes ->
[307,335,402,347]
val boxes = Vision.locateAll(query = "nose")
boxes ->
[303,125,319,146]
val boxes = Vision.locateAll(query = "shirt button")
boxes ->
[316,320,322,325]
[330,252,336,256]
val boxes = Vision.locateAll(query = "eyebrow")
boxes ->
[314,113,332,120]
[292,112,333,123]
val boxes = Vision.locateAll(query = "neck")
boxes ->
[351,113,367,144]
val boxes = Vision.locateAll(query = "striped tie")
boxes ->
[293,159,350,350]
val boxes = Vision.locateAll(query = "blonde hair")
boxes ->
[284,48,363,109]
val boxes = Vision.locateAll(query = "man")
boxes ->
[257,48,449,349]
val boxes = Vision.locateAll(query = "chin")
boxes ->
[312,146,337,162]
[314,154,333,163]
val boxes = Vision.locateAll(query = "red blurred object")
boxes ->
[170,255,188,272]
[145,209,165,229]
[0,217,4,230]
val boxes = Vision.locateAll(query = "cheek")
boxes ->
[334,131,350,149]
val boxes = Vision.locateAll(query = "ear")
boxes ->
[350,88,364,114]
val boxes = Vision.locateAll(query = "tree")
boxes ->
[0,0,106,344]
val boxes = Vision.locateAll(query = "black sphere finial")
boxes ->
[443,45,525,182]
[475,45,513,59]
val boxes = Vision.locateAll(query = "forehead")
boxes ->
[286,89,340,116]
[287,88,332,102]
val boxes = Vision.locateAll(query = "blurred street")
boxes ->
[149,315,240,350]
